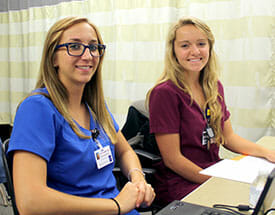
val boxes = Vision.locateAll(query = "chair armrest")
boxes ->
[112,167,121,173]
[142,167,157,175]
[127,134,144,149]
[113,167,156,175]
[134,149,161,162]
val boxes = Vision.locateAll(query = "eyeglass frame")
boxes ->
[54,42,106,57]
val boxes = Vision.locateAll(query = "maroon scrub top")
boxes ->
[149,80,230,206]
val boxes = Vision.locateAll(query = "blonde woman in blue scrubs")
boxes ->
[8,17,155,215]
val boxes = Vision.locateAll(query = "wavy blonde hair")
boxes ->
[25,17,117,143]
[146,16,225,146]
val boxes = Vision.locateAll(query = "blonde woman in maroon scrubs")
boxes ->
[147,16,275,206]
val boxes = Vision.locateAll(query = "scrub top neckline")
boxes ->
[73,103,97,135]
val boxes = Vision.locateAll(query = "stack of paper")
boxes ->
[200,156,275,184]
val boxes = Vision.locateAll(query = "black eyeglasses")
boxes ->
[55,43,106,57]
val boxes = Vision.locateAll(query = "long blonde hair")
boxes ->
[27,17,117,143]
[146,16,225,146]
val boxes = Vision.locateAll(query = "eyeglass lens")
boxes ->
[68,43,104,57]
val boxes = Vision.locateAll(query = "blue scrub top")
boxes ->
[8,88,139,215]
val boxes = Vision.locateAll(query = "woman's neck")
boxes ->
[67,83,85,106]
[67,86,90,130]
[183,70,201,88]
[183,71,206,109]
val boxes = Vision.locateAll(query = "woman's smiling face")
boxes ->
[174,24,210,75]
[54,22,100,88]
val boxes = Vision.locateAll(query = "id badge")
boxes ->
[94,145,113,169]
[202,130,209,146]
[206,127,214,138]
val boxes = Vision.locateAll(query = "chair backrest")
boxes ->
[121,100,160,156]
[0,138,7,184]
[1,138,19,215]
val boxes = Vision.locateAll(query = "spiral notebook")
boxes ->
[156,168,275,215]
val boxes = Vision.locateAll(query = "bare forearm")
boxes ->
[155,133,210,184]
[115,131,145,182]
[118,149,144,182]
[164,155,210,184]
[224,134,268,158]
[223,120,275,162]
[16,186,118,215]
[114,138,155,208]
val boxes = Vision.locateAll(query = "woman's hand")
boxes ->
[115,182,140,214]
[264,150,275,163]
[115,180,155,214]
[128,168,156,208]
[133,181,156,208]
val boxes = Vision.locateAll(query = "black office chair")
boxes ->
[118,100,162,214]
[1,138,19,215]
[121,100,161,164]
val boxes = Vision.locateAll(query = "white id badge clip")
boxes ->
[94,145,113,169]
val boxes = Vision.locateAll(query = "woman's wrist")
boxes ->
[110,198,120,215]
[127,168,145,182]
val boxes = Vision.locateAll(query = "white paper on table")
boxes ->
[200,156,275,184]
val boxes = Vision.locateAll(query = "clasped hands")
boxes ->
[116,180,156,214]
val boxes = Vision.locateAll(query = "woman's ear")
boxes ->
[53,56,58,68]
[53,58,59,72]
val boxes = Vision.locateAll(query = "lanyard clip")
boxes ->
[91,128,103,149]
[91,128,99,140]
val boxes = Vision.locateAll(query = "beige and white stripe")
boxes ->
[0,0,274,144]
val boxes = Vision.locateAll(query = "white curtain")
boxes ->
[0,0,274,148]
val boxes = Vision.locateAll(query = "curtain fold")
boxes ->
[0,0,274,143]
